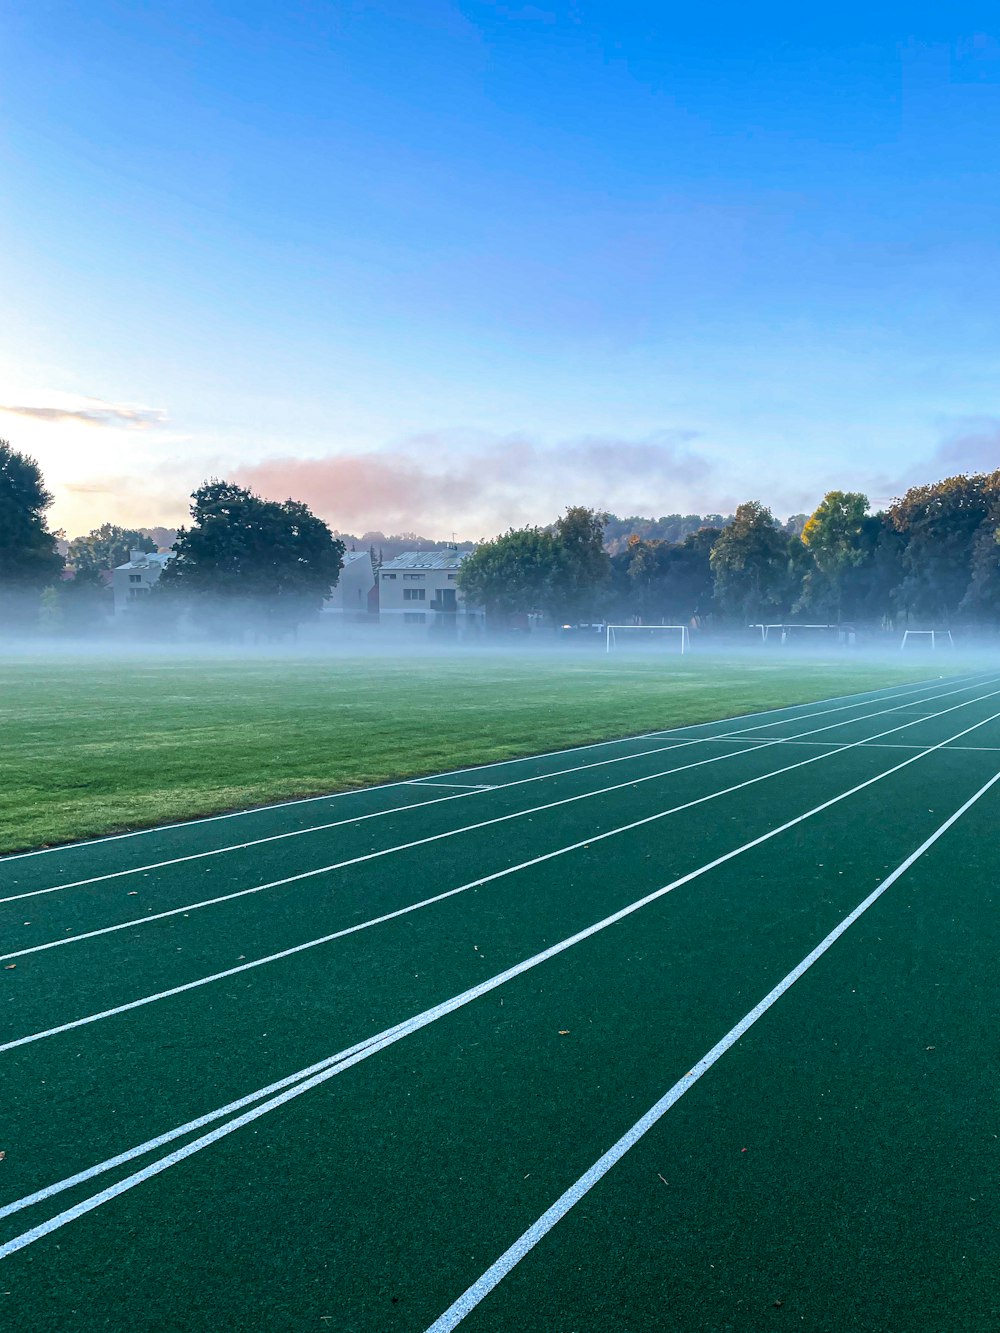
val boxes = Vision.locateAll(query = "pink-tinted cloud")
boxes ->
[233,430,716,536]
[0,402,166,429]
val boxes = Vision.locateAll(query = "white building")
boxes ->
[322,550,377,620]
[377,549,481,633]
[113,550,174,615]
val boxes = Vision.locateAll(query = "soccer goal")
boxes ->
[606,624,689,654]
[750,623,840,645]
[900,629,955,651]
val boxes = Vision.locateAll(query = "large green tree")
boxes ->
[797,491,871,620]
[612,527,718,623]
[709,500,799,623]
[456,526,558,621]
[888,472,1000,623]
[68,523,158,576]
[160,480,344,632]
[961,489,1000,619]
[0,440,63,621]
[547,506,612,621]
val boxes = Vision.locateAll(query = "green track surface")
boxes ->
[1,665,998,1330]
[0,651,942,852]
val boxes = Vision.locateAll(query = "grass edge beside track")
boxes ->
[1,656,951,854]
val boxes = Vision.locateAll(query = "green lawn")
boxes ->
[0,649,947,853]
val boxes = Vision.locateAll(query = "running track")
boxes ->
[1,670,998,1330]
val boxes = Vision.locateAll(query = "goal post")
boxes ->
[900,629,955,651]
[606,624,689,654]
[749,623,841,645]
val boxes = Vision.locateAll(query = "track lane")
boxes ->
[1,674,991,959]
[3,700,1000,1291]
[429,775,1000,1333]
[1,733,997,1327]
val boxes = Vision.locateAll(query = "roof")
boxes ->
[115,552,174,571]
[339,550,372,566]
[379,549,469,572]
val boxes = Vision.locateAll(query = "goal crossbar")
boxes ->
[606,624,689,654]
[900,629,955,651]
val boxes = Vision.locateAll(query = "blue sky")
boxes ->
[2,1,1000,538]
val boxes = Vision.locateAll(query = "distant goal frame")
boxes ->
[750,623,841,645]
[900,629,955,651]
[605,624,690,654]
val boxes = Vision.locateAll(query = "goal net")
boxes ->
[606,624,689,654]
[900,629,954,651]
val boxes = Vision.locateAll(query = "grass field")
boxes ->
[0,650,946,852]
[1,664,999,1329]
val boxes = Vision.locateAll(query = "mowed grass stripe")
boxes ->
[0,671,965,896]
[0,664,960,866]
[3,674,993,964]
[4,701,999,1254]
[2,735,996,1328]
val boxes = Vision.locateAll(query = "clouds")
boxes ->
[0,399,166,429]
[922,417,1000,479]
[233,429,717,537]
[858,417,1000,509]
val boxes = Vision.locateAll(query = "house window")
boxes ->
[403,573,425,580]
[447,573,457,580]
[404,612,427,624]
[129,574,142,583]
[382,572,397,580]
[403,588,426,601]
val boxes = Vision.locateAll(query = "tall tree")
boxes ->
[709,501,798,622]
[798,491,870,620]
[888,473,1000,623]
[961,491,1000,619]
[0,440,63,622]
[547,506,612,621]
[68,523,158,576]
[456,526,558,622]
[160,480,344,632]
[612,528,719,623]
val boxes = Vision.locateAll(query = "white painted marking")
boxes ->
[404,781,497,790]
[1,676,992,963]
[423,768,1000,1332]
[0,674,961,865]
[2,700,998,1250]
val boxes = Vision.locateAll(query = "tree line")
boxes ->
[0,441,344,636]
[3,434,1000,635]
[460,482,1000,629]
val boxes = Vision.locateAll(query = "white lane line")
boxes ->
[7,679,1000,1049]
[0,674,961,866]
[706,737,1000,753]
[3,701,999,1246]
[423,768,1000,1333]
[0,674,960,903]
[404,782,498,791]
[2,676,993,963]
